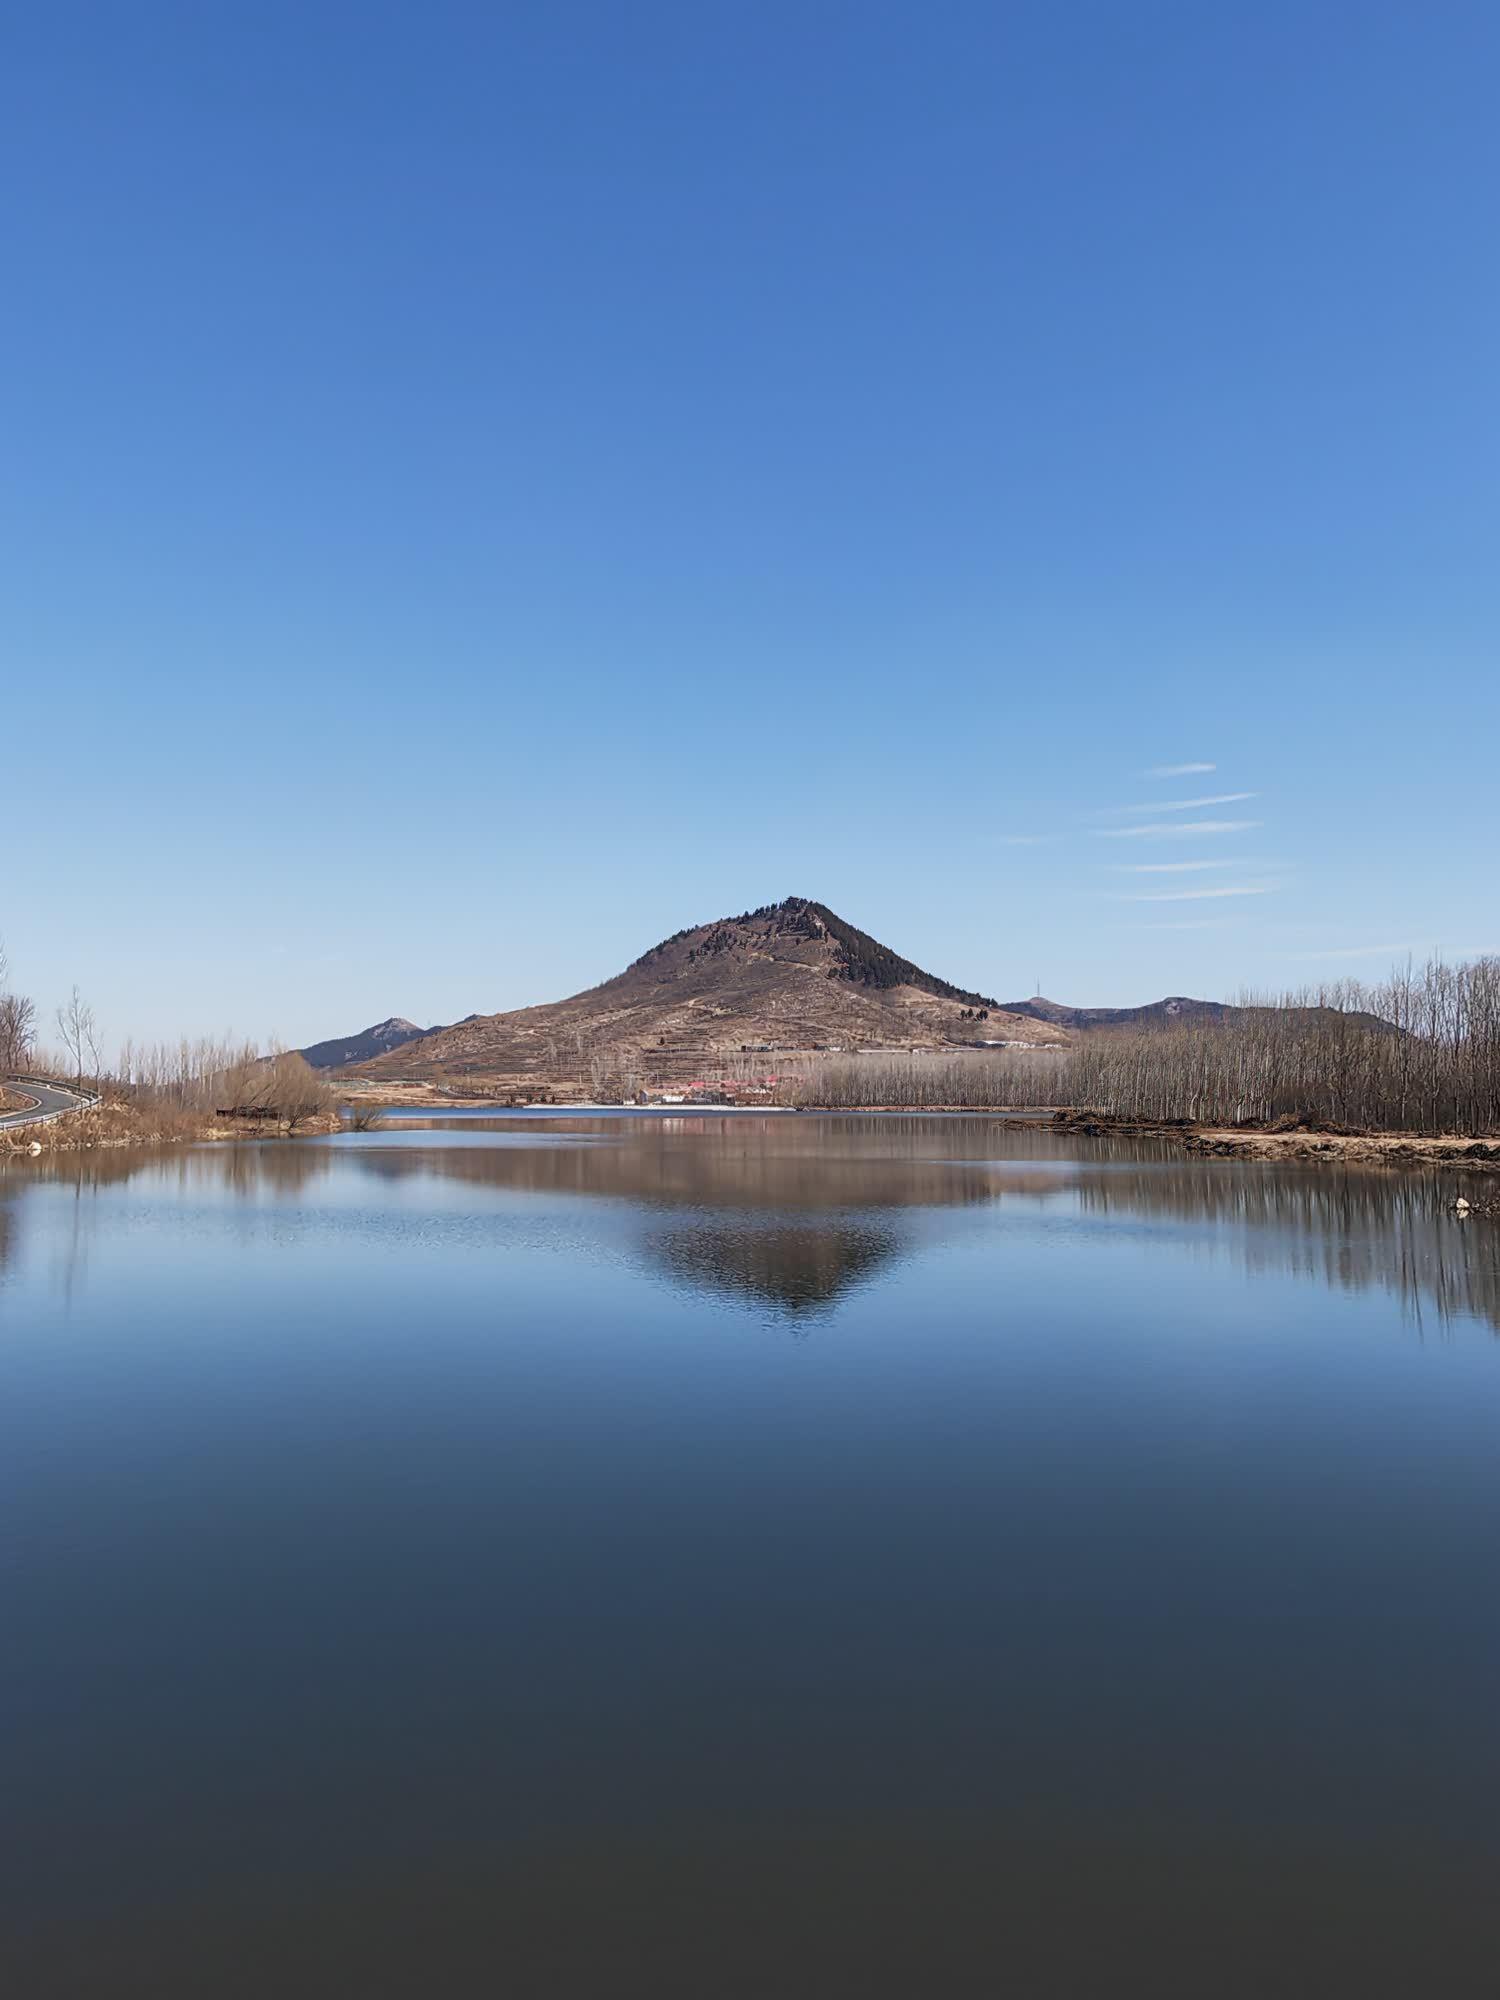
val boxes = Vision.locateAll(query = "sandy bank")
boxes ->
[1044,1111,1500,1174]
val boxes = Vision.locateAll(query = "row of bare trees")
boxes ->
[1068,959,1500,1133]
[780,958,1500,1136]
[776,1050,1068,1110]
[115,1034,263,1108]
[113,1035,333,1130]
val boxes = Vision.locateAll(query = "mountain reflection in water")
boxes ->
[2,1113,1496,1334]
[3,1113,1499,1997]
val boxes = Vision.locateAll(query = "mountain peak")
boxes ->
[297,1016,435,1072]
[334,896,1050,1092]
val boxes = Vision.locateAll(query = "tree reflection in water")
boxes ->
[1,1114,1496,1334]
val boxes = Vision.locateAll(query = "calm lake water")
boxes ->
[2,1115,1497,1996]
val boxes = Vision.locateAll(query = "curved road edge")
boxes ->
[0,1077,101,1131]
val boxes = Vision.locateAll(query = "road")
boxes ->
[0,1077,98,1130]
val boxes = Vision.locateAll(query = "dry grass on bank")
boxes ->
[0,1095,343,1156]
[1180,1125,1500,1170]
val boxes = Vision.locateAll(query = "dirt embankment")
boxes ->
[0,1099,343,1156]
[1047,1110,1500,1174]
[339,1079,553,1111]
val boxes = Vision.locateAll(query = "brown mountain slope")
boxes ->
[354,897,1063,1095]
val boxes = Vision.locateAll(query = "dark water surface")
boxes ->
[2,1116,1497,1996]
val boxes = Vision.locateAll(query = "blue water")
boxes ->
[1,1116,1496,1995]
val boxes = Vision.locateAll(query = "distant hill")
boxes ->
[348,897,1063,1094]
[999,995,1239,1032]
[297,1017,435,1072]
[1000,994,1398,1036]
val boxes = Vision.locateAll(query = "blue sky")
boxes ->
[3,1,1496,1047]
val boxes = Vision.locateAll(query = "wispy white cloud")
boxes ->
[1119,884,1276,903]
[1109,859,1239,874]
[1142,918,1237,930]
[1288,943,1411,961]
[1146,762,1216,777]
[1100,819,1261,839]
[1100,792,1257,816]
[1283,940,1493,963]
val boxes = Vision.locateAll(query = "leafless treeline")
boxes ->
[113,1036,333,1128]
[1071,960,1500,1132]
[782,958,1500,1135]
[776,1050,1069,1110]
[0,939,332,1128]
[114,1035,264,1108]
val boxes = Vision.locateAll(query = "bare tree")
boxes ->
[84,1011,104,1092]
[204,1045,332,1129]
[0,992,36,1073]
[262,1052,333,1131]
[55,986,98,1092]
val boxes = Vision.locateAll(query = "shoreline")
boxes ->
[347,1092,1500,1173]
[332,1084,1500,1172]
[9,1094,1497,1184]
[1037,1111,1500,1174]
[0,1102,344,1158]
[771,1105,1500,1173]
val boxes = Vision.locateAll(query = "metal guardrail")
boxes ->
[0,1077,101,1130]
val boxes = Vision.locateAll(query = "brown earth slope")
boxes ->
[353,897,1064,1096]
